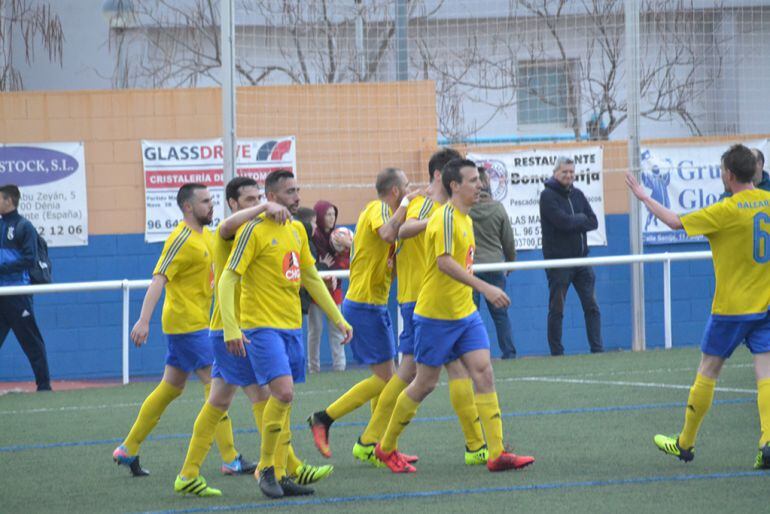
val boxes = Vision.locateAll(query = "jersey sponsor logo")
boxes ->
[283,251,301,281]
[465,245,475,274]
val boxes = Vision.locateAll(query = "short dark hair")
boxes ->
[375,167,405,197]
[721,144,756,183]
[225,176,257,203]
[265,169,294,193]
[0,184,20,207]
[295,206,316,224]
[753,148,765,167]
[428,148,462,182]
[176,183,206,209]
[442,158,478,197]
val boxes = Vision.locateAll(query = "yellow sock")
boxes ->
[180,402,225,479]
[286,445,302,476]
[679,373,716,449]
[326,375,386,421]
[360,375,408,444]
[123,380,182,455]
[274,407,293,480]
[449,378,485,451]
[252,400,267,434]
[757,378,770,447]
[476,392,504,460]
[379,390,420,453]
[370,394,380,415]
[203,383,238,463]
[259,397,290,470]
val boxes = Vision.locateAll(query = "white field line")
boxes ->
[503,376,756,394]
[0,363,756,415]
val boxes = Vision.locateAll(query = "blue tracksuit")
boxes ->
[0,209,50,390]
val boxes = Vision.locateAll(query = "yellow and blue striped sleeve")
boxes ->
[370,201,391,232]
[226,219,262,275]
[433,206,454,257]
[152,226,192,280]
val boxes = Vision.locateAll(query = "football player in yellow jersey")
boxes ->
[308,168,420,459]
[218,170,352,499]
[173,177,333,497]
[374,159,535,473]
[627,144,770,469]
[352,149,489,468]
[113,184,251,478]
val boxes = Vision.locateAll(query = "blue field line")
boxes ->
[134,470,768,514]
[0,397,752,454]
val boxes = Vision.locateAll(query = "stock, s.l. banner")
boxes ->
[0,142,87,247]
[141,137,296,243]
[468,148,607,251]
[639,139,768,245]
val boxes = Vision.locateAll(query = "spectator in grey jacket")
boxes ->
[469,167,517,359]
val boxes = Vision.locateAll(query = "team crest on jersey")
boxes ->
[283,251,301,282]
[271,238,278,246]
[6,226,14,240]
[465,245,475,274]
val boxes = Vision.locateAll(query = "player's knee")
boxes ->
[272,386,294,404]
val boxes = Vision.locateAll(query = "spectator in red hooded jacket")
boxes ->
[307,201,351,372]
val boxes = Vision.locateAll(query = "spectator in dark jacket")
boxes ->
[470,167,517,359]
[539,157,603,356]
[0,184,51,391]
[295,207,319,317]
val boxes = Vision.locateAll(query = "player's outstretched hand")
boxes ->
[338,321,353,345]
[130,319,149,347]
[264,202,291,224]
[225,334,250,357]
[625,172,648,201]
[483,284,511,309]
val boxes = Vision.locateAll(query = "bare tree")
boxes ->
[0,0,64,91]
[414,0,723,141]
[108,0,443,89]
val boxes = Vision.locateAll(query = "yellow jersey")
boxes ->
[415,203,477,320]
[152,222,214,334]
[225,217,314,330]
[397,195,439,304]
[209,224,241,331]
[346,200,396,305]
[681,188,770,317]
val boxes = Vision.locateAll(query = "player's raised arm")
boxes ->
[626,172,684,230]
[219,201,290,240]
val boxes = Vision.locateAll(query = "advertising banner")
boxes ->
[468,147,606,250]
[0,142,87,247]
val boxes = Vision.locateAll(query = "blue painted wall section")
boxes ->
[0,214,713,381]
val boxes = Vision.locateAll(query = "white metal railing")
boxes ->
[0,250,712,385]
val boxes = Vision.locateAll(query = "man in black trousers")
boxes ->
[0,184,51,391]
[539,157,603,356]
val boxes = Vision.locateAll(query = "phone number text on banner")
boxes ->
[468,147,607,251]
[0,142,88,247]
[141,137,296,243]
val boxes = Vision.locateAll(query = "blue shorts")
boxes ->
[165,329,214,372]
[398,302,417,355]
[210,330,258,387]
[342,299,395,365]
[243,328,306,386]
[414,311,489,367]
[701,312,770,359]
